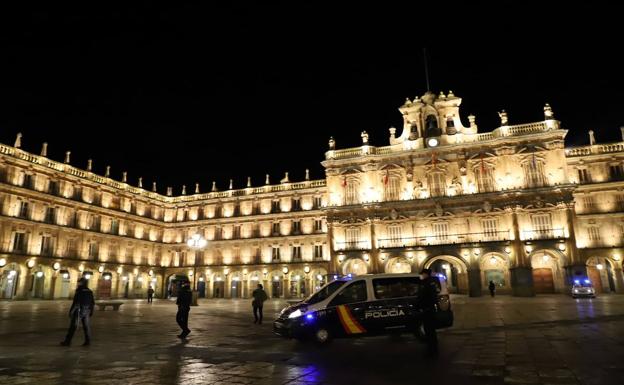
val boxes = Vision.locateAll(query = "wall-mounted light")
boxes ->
[27,259,36,269]
[62,272,69,279]
[557,243,566,251]
[224,268,230,276]
[542,254,550,262]
[122,276,128,281]
[614,254,621,261]
[79,264,84,272]
[117,266,123,274]
[525,245,533,253]
[338,254,344,262]
[282,267,289,274]
[98,265,104,273]
[0,258,6,267]
[188,269,194,277]
[137,276,144,282]
[504,246,512,254]
[53,262,61,271]
[148,269,154,277]
[133,268,139,275]
[304,266,311,274]
[490,256,497,265]
[596,263,604,270]
[199,277,204,282]
[103,272,112,281]
[317,274,323,281]
[473,249,481,255]
[84,272,92,279]
[36,271,44,278]
[363,253,370,262]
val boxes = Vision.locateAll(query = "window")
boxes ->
[531,214,552,238]
[44,207,55,224]
[233,225,241,239]
[588,227,601,241]
[476,166,495,193]
[583,196,596,212]
[314,245,324,260]
[345,181,360,205]
[306,280,345,305]
[110,219,119,235]
[48,180,59,195]
[272,200,281,213]
[482,218,498,239]
[141,248,148,264]
[125,246,134,258]
[23,174,33,188]
[40,235,53,256]
[616,194,624,211]
[292,221,301,234]
[523,159,546,188]
[428,172,446,197]
[291,246,302,260]
[12,232,26,253]
[66,239,77,256]
[88,243,99,259]
[384,175,401,201]
[18,201,29,218]
[388,225,402,246]
[292,199,301,211]
[272,246,281,261]
[314,219,323,232]
[432,222,449,241]
[272,222,280,235]
[609,164,624,181]
[577,168,591,184]
[329,281,367,306]
[109,245,118,258]
[314,196,322,209]
[346,227,362,248]
[373,277,420,299]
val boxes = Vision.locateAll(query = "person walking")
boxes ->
[60,277,95,347]
[252,283,268,324]
[488,280,496,297]
[176,281,192,338]
[419,268,440,358]
[147,286,155,303]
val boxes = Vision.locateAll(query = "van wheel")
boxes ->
[314,328,331,344]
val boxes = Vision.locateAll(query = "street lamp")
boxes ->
[187,233,208,306]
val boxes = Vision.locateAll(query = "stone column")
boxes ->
[224,275,231,298]
[468,268,482,297]
[563,203,586,287]
[327,222,339,274]
[510,207,535,296]
[613,268,624,294]
[284,277,290,299]
[369,219,381,274]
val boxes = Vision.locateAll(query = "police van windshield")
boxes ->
[304,280,346,305]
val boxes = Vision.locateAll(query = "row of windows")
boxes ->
[577,163,624,184]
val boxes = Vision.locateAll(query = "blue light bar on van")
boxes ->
[306,313,314,321]
[347,273,352,278]
[574,279,580,284]
[584,279,590,284]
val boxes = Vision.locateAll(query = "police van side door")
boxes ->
[327,280,369,337]
[367,277,421,332]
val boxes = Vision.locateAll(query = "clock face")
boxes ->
[427,137,439,147]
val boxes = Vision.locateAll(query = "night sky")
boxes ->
[1,2,621,194]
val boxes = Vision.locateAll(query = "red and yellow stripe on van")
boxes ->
[337,305,366,334]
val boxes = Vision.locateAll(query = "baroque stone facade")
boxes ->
[1,91,623,300]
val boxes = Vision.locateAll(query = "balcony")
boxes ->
[521,228,565,241]
[377,230,511,248]
[335,240,371,251]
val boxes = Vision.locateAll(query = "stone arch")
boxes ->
[479,252,511,294]
[29,263,55,299]
[342,257,368,276]
[0,262,27,299]
[586,256,617,293]
[385,256,413,274]
[267,269,285,298]
[529,249,565,293]
[288,269,307,298]
[424,255,469,294]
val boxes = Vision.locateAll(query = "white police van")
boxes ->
[571,278,596,298]
[273,273,453,344]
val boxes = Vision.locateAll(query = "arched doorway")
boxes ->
[587,257,616,293]
[268,270,283,298]
[289,269,306,298]
[342,258,368,276]
[480,253,511,293]
[0,263,22,299]
[30,266,48,299]
[530,249,565,294]
[310,268,328,293]
[385,257,413,274]
[424,255,469,294]
[212,273,225,298]
[230,272,242,298]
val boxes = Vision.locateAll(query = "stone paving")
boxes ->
[1,295,624,384]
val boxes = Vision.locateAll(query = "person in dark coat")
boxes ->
[488,280,496,297]
[60,277,95,346]
[176,281,192,338]
[252,283,268,324]
[419,268,440,357]
[147,286,155,303]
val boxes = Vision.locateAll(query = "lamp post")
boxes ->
[187,233,207,306]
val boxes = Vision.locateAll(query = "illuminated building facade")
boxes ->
[1,90,623,299]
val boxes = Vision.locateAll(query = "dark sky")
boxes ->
[1,2,622,194]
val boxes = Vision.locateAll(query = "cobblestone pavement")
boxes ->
[1,295,624,385]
